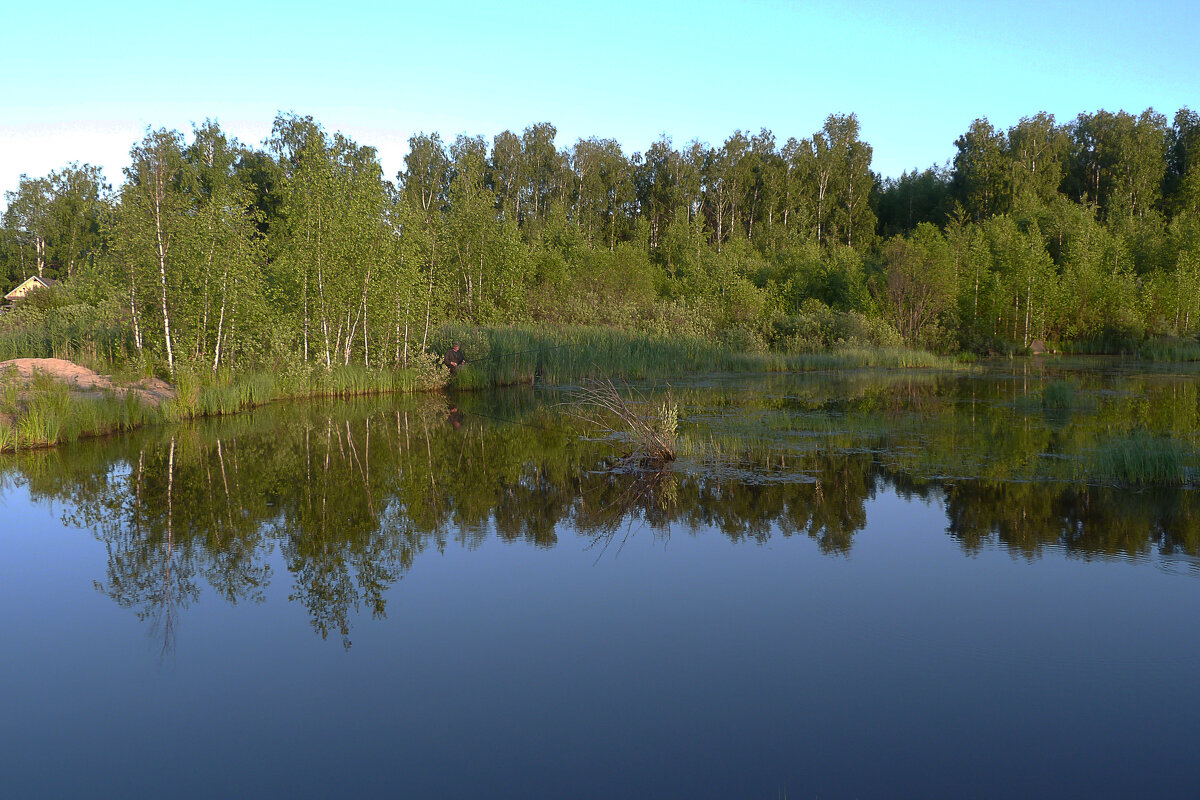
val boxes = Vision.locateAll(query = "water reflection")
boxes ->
[4,365,1199,646]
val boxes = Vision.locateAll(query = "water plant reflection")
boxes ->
[4,364,1199,647]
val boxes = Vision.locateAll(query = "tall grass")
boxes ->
[1092,433,1192,485]
[1058,333,1141,356]
[1137,337,1200,362]
[1041,379,1087,409]
[1056,334,1200,361]
[157,362,442,421]
[0,373,164,453]
[783,346,957,370]
[434,325,961,389]
[0,357,446,453]
[1009,379,1096,413]
[567,379,678,467]
[0,307,131,366]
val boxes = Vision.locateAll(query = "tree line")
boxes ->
[2,107,1199,374]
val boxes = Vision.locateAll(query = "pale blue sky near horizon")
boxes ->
[2,0,1196,206]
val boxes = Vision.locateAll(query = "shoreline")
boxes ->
[0,333,964,454]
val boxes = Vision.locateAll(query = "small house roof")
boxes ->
[4,275,56,302]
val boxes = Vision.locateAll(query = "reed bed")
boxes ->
[1092,433,1192,485]
[435,325,960,389]
[783,346,957,371]
[0,374,163,453]
[1008,378,1097,414]
[1041,379,1075,409]
[1039,379,1100,410]
[179,364,435,419]
[0,363,441,453]
[0,313,130,366]
[1137,337,1200,362]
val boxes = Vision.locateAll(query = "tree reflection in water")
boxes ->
[5,366,1200,646]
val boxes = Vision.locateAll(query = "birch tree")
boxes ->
[47,163,109,278]
[3,175,52,278]
[185,122,265,373]
[113,129,195,375]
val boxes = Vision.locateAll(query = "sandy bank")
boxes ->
[0,358,175,406]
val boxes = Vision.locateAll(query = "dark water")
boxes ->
[3,361,1200,798]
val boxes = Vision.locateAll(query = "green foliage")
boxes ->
[873,224,956,347]
[877,167,953,236]
[0,285,129,364]
[0,371,164,453]
[427,324,955,390]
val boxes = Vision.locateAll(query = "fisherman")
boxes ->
[444,341,466,374]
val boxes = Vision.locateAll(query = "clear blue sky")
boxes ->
[2,0,1197,205]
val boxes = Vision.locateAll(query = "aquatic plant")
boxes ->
[1137,337,1200,362]
[0,323,960,453]
[1092,433,1191,486]
[1041,380,1077,409]
[432,324,961,391]
[568,378,678,467]
[17,403,63,449]
[785,346,957,371]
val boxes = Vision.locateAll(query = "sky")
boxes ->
[2,0,1197,208]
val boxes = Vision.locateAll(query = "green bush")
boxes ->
[719,326,768,354]
[773,302,904,352]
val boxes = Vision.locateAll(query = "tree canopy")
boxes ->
[3,106,1199,367]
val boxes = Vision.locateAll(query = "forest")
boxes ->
[2,106,1199,379]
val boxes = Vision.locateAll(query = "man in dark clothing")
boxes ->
[445,342,466,374]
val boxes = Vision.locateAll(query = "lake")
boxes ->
[2,359,1199,798]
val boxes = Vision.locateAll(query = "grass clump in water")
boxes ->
[1092,433,1191,485]
[1041,380,1078,409]
[568,378,678,468]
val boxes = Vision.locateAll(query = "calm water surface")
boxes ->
[2,361,1199,798]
